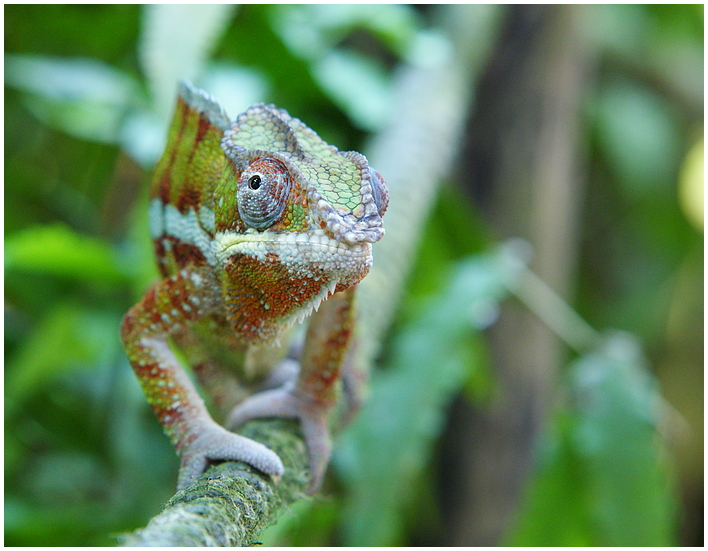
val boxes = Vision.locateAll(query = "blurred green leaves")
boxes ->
[4,218,171,544]
[6,303,121,415]
[335,243,526,545]
[5,223,127,285]
[4,223,130,485]
[4,4,417,164]
[5,54,140,144]
[311,49,392,132]
[593,78,681,196]
[272,4,419,60]
[271,4,420,131]
[508,333,676,546]
[5,6,251,166]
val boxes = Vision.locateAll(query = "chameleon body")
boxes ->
[121,82,387,492]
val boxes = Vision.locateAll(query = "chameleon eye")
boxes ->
[248,175,262,190]
[238,159,292,231]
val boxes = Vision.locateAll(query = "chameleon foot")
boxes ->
[226,388,331,494]
[176,420,284,490]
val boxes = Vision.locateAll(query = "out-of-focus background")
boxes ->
[5,5,703,546]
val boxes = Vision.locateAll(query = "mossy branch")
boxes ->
[118,419,309,546]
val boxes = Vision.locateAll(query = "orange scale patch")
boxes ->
[222,254,330,340]
[176,186,203,213]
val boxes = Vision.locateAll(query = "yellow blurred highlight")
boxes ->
[678,137,703,232]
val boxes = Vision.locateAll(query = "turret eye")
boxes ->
[237,158,292,231]
[248,174,262,190]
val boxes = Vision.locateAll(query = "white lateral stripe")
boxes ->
[200,203,216,233]
[148,198,164,240]
[148,198,217,266]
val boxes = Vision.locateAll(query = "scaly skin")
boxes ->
[121,82,387,493]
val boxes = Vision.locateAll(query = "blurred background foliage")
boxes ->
[4,4,703,546]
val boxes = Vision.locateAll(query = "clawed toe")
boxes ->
[176,421,284,490]
[227,389,332,494]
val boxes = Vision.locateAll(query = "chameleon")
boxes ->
[120,82,388,494]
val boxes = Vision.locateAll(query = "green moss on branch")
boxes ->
[119,419,309,546]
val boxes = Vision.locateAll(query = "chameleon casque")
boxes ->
[121,82,387,494]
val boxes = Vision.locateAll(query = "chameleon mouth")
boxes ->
[213,228,372,266]
[214,228,373,336]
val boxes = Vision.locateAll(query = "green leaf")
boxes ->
[4,53,140,143]
[5,224,127,285]
[270,4,422,131]
[21,95,127,144]
[312,50,392,131]
[593,79,681,195]
[508,333,677,546]
[4,53,139,105]
[272,4,419,60]
[5,303,122,414]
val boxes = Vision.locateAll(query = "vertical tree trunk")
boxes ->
[441,5,594,545]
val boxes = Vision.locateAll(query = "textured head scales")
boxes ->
[221,104,387,244]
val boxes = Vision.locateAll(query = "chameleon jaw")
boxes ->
[283,276,340,328]
[213,228,373,276]
[214,228,371,341]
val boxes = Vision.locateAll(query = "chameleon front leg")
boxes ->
[121,269,284,489]
[171,329,250,421]
[226,286,357,493]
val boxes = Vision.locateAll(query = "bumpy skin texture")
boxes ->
[121,82,387,493]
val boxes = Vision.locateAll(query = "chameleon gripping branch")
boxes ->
[119,419,308,547]
[120,81,387,502]
[121,4,500,545]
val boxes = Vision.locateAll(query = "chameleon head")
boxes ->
[212,103,388,340]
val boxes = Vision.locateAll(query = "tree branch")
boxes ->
[118,419,309,546]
